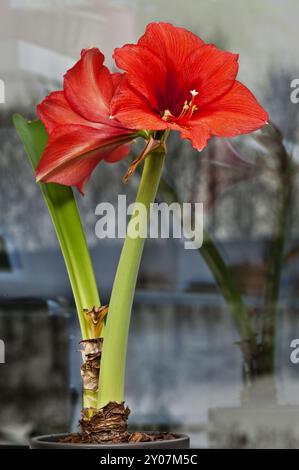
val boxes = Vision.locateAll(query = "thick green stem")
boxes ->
[83,391,99,409]
[97,149,165,408]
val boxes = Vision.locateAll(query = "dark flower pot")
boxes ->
[30,433,190,449]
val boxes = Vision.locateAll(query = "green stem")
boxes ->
[97,149,166,408]
[83,390,99,409]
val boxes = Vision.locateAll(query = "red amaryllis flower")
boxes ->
[111,22,269,151]
[36,48,137,194]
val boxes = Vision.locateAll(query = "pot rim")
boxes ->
[30,432,190,449]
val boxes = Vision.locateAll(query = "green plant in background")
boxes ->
[158,122,294,400]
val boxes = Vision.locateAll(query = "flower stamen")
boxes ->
[162,109,173,121]
[162,90,199,124]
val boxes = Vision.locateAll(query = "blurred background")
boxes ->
[1,0,299,449]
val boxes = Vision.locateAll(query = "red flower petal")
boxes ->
[114,23,207,115]
[168,122,211,151]
[42,143,130,195]
[137,22,205,68]
[64,48,114,122]
[66,144,131,195]
[193,81,269,137]
[113,23,239,130]
[104,143,131,164]
[180,44,239,109]
[111,80,168,130]
[37,91,101,134]
[111,72,124,89]
[35,124,133,193]
[113,44,167,110]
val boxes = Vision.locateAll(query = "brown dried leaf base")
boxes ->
[61,402,176,444]
[62,431,176,445]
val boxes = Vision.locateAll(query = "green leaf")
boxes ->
[13,114,101,339]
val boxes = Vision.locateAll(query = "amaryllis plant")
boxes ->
[14,22,268,444]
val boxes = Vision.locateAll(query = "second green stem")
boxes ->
[97,148,166,408]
